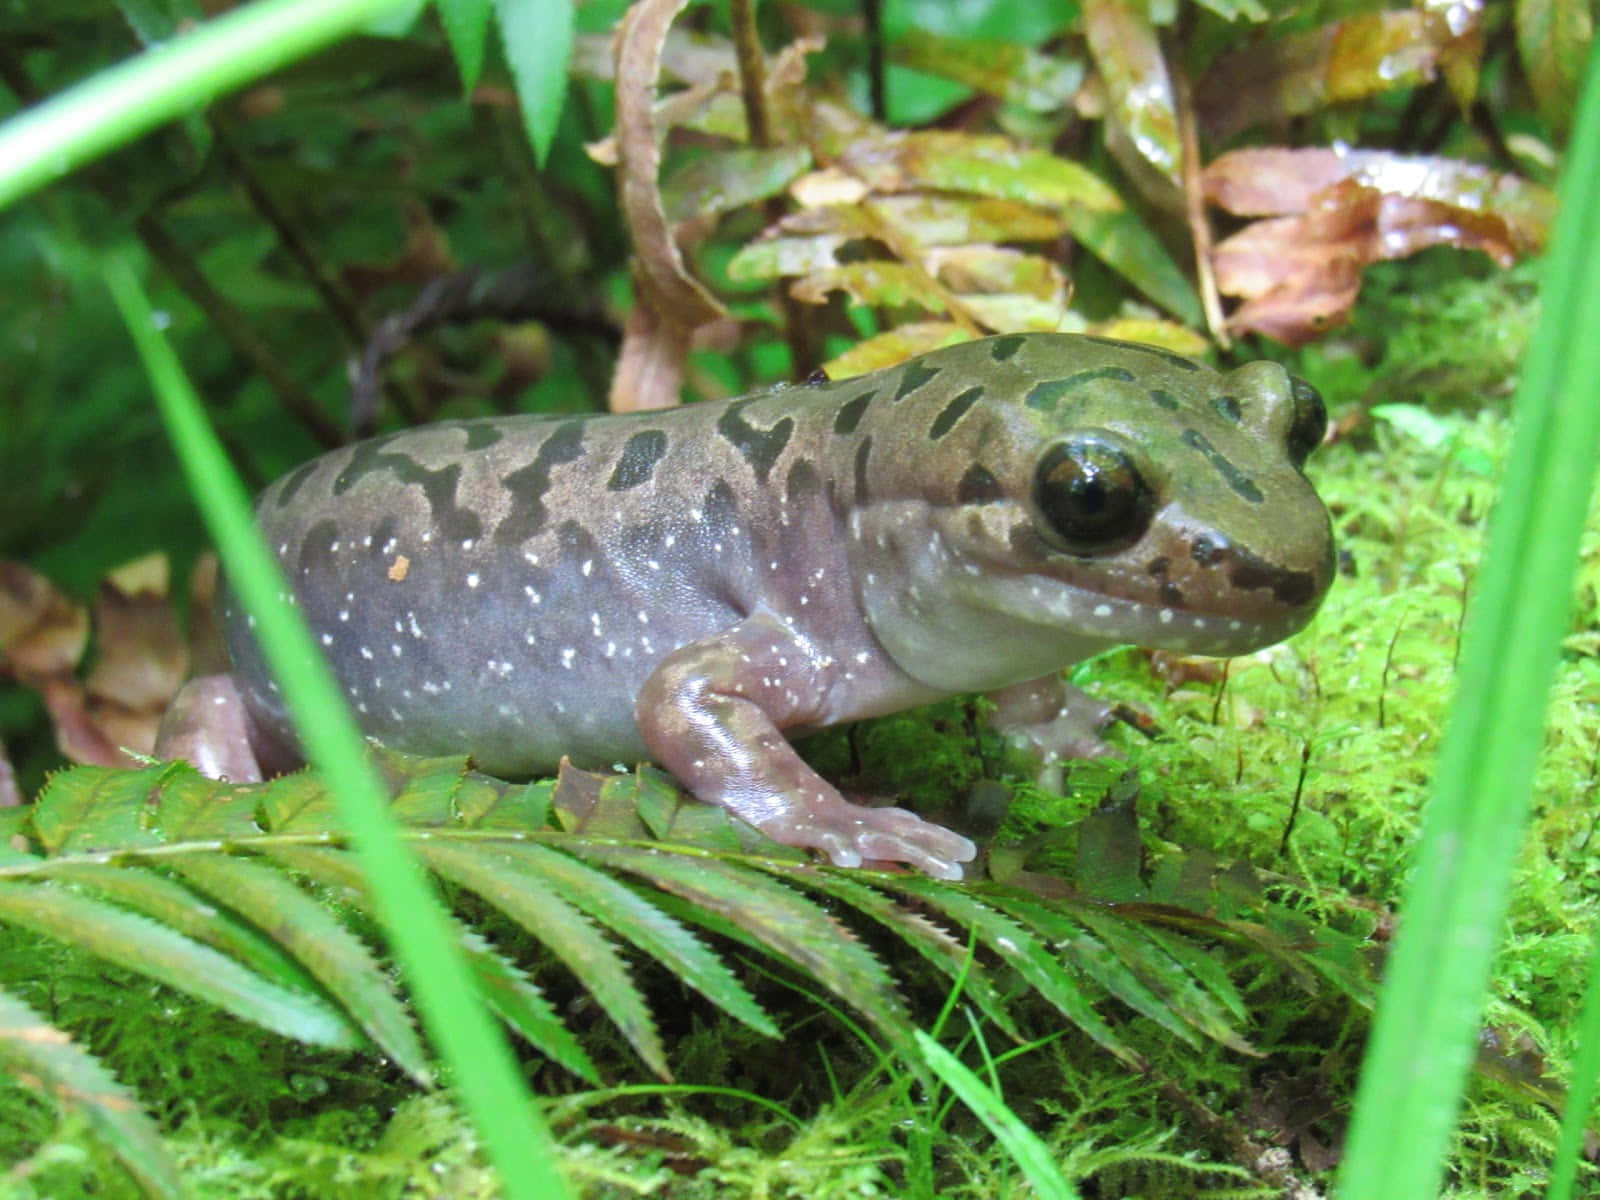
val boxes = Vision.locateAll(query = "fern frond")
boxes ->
[0,986,182,1199]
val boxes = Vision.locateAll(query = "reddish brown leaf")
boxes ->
[1206,149,1552,343]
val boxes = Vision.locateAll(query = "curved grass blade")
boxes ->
[173,854,431,1084]
[416,840,669,1079]
[915,1030,1079,1200]
[0,881,353,1048]
[0,987,182,1199]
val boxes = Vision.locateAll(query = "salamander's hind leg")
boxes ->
[635,610,977,879]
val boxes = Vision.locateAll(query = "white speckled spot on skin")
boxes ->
[561,648,576,668]
[320,633,333,646]
[1159,609,1174,624]
[1093,604,1112,618]
[467,573,480,588]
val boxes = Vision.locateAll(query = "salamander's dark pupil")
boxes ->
[1287,376,1328,466]
[1034,438,1153,555]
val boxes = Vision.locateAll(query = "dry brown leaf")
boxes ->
[0,561,88,681]
[609,0,729,413]
[84,553,189,757]
[1,557,192,768]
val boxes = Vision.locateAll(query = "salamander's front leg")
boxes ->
[987,674,1119,791]
[635,611,977,879]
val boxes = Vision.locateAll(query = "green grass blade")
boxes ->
[914,1030,1080,1200]
[104,256,568,1200]
[1339,40,1600,1200]
[0,0,411,210]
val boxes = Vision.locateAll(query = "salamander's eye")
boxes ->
[1286,376,1328,467]
[1033,437,1154,555]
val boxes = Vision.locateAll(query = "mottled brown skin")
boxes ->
[158,333,1335,878]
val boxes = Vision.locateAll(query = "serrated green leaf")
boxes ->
[499,841,777,1037]
[266,842,600,1081]
[883,877,1142,1068]
[1142,926,1249,1026]
[173,855,432,1084]
[437,0,494,92]
[995,895,1212,1051]
[454,776,553,830]
[31,765,168,854]
[254,769,342,834]
[148,763,269,841]
[0,881,353,1048]
[0,986,183,1200]
[386,754,472,827]
[495,0,574,165]
[40,862,322,995]
[571,846,917,1064]
[457,929,601,1083]
[417,839,670,1078]
[768,864,1023,1042]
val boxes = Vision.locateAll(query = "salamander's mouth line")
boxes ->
[957,569,1317,659]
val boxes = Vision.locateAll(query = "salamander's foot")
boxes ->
[766,797,977,880]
